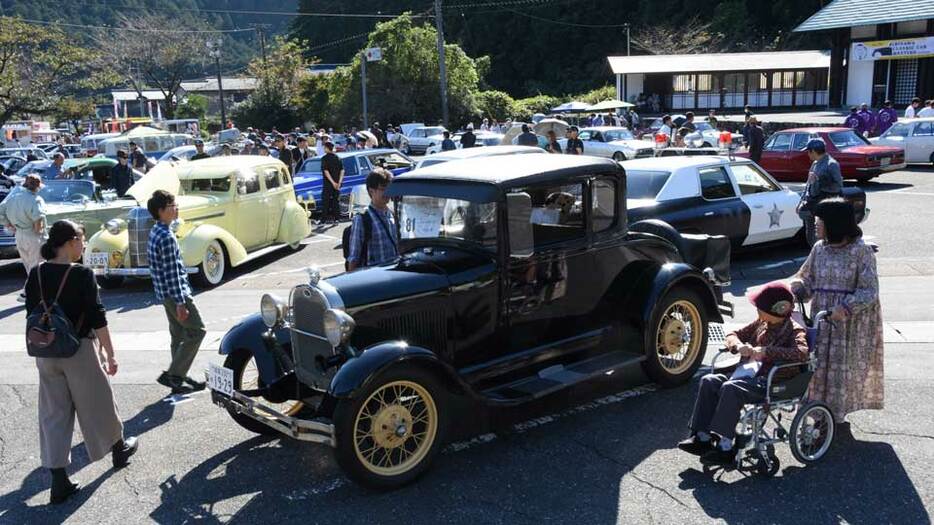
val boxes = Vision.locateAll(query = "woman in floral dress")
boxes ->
[790,198,884,424]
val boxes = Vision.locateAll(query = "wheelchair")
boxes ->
[706,307,836,478]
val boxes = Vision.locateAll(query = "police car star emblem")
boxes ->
[768,203,783,228]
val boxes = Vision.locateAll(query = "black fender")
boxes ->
[329,341,471,401]
[218,313,290,385]
[642,262,724,327]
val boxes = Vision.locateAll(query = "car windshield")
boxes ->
[180,176,231,194]
[695,122,713,132]
[369,152,412,169]
[299,159,321,173]
[604,129,635,141]
[17,161,50,177]
[479,136,502,146]
[158,147,192,162]
[396,195,497,250]
[415,159,446,169]
[39,181,95,203]
[881,123,910,138]
[419,127,445,137]
[626,170,671,199]
[828,130,870,149]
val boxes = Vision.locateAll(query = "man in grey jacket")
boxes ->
[0,174,46,302]
[798,139,843,245]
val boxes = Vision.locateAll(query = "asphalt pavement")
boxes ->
[0,166,932,524]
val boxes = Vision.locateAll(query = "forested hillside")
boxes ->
[0,0,297,74]
[291,0,831,97]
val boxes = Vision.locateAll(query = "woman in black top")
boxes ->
[25,220,138,504]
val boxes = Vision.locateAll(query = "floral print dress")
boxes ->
[791,239,884,422]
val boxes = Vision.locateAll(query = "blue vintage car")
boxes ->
[292,148,414,213]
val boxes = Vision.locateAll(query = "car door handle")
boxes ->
[752,204,764,209]
[704,211,715,216]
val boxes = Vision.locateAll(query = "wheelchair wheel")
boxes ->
[756,445,780,477]
[790,401,835,463]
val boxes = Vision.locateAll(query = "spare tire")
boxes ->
[630,219,686,258]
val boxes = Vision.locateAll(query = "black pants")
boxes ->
[689,373,766,440]
[321,182,341,221]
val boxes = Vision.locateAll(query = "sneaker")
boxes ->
[700,448,736,466]
[112,436,139,469]
[677,435,713,456]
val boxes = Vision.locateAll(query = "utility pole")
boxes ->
[434,0,449,127]
[361,52,368,129]
[625,23,630,56]
[206,38,227,128]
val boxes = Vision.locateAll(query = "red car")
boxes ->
[742,127,905,182]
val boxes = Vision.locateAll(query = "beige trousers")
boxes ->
[15,228,43,277]
[36,338,124,468]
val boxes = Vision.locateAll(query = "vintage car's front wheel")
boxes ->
[642,288,708,387]
[193,239,226,287]
[223,348,304,435]
[333,365,446,489]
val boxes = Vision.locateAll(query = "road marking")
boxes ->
[232,261,344,281]
[753,256,807,270]
[878,190,934,197]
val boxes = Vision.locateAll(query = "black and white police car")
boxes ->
[621,156,867,250]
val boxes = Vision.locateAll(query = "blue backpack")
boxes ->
[25,264,84,358]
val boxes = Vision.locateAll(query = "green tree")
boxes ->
[176,94,209,121]
[0,17,111,127]
[50,97,97,133]
[512,95,563,122]
[301,14,486,128]
[232,36,311,130]
[474,90,516,121]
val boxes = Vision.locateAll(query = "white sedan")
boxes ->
[871,117,934,165]
[403,126,447,155]
[559,126,655,161]
[425,132,505,155]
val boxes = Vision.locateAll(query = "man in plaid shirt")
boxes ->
[346,169,398,271]
[147,190,206,395]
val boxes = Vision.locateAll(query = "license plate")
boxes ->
[206,363,234,397]
[85,252,109,269]
[880,157,891,166]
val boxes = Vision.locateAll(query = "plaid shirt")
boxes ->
[347,206,398,267]
[148,221,191,304]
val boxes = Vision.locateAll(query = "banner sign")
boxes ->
[851,36,934,61]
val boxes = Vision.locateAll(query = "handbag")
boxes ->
[25,264,85,358]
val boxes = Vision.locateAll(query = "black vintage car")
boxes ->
[208,155,733,488]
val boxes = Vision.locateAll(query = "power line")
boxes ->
[11,17,255,33]
[67,0,432,19]
[444,0,568,9]
[503,8,631,28]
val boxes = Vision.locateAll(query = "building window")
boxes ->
[673,74,694,93]
[894,59,919,105]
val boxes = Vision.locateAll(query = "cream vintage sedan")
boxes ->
[85,156,311,287]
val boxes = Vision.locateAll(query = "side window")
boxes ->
[521,182,585,247]
[578,131,593,141]
[263,167,280,189]
[342,158,358,176]
[280,167,291,186]
[791,133,810,151]
[591,179,617,233]
[915,122,934,136]
[357,156,369,172]
[698,167,736,200]
[766,133,792,151]
[144,137,160,153]
[731,164,780,195]
[592,132,604,142]
[237,170,261,195]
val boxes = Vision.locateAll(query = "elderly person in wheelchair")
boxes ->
[679,281,809,466]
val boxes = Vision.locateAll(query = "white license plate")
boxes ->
[880,157,891,166]
[85,252,109,269]
[206,363,234,397]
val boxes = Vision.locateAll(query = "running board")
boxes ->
[481,351,645,402]
[237,243,292,265]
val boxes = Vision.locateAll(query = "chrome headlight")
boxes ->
[260,293,287,328]
[104,218,126,235]
[323,308,355,347]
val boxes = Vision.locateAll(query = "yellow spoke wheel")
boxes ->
[655,299,703,375]
[352,380,438,477]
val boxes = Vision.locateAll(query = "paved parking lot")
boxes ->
[0,167,932,523]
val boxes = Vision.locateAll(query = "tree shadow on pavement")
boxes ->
[678,427,930,524]
[0,395,175,521]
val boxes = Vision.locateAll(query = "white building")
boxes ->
[794,0,934,108]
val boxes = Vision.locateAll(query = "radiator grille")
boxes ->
[290,284,336,389]
[127,207,154,267]
[376,309,448,354]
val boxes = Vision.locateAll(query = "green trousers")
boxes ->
[162,297,207,378]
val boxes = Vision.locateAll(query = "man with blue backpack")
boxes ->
[343,168,398,271]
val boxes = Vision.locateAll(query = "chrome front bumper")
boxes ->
[91,266,198,277]
[857,162,906,172]
[212,389,335,446]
